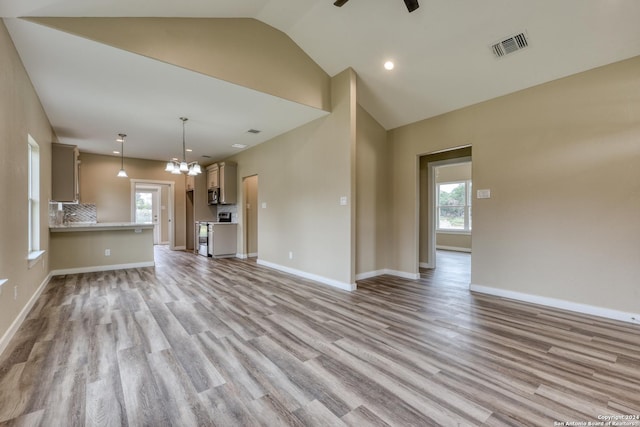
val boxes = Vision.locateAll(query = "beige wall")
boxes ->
[227,69,356,287]
[0,21,54,343]
[28,17,331,112]
[50,228,154,271]
[390,56,640,314]
[78,153,187,248]
[355,104,390,275]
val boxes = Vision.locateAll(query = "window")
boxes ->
[28,135,42,262]
[437,180,472,232]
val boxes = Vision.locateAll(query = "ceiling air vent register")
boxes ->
[492,32,529,58]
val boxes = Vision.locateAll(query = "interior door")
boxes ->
[135,187,160,244]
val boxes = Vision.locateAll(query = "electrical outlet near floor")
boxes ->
[288,251,293,260]
[105,249,111,256]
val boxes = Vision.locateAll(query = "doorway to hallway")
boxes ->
[418,146,472,287]
[420,250,470,288]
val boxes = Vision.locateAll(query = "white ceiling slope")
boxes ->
[3,0,640,161]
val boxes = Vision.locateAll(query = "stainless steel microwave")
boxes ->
[207,188,219,205]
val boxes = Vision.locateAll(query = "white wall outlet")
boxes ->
[477,189,491,199]
[340,196,348,206]
[105,249,111,256]
[288,251,293,260]
[262,202,267,209]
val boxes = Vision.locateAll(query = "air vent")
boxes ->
[247,129,261,134]
[492,32,529,58]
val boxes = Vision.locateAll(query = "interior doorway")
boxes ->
[418,147,472,283]
[131,180,175,248]
[243,175,258,258]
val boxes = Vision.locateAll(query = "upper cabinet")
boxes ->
[206,163,219,189]
[52,143,79,202]
[205,161,237,204]
[219,161,237,205]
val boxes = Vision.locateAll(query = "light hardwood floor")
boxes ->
[0,248,639,426]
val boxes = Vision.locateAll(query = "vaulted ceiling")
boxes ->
[2,0,640,162]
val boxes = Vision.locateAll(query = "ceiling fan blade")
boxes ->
[404,0,419,12]
[334,0,350,6]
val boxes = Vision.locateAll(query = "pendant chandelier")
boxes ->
[165,117,202,176]
[116,133,128,178]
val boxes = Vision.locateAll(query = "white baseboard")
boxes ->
[235,252,257,259]
[470,284,640,325]
[172,246,186,251]
[355,270,386,280]
[0,272,52,358]
[356,269,420,281]
[419,262,433,269]
[436,245,472,253]
[51,261,155,276]
[257,260,356,291]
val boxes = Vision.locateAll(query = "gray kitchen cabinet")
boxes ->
[206,163,219,189]
[218,161,237,204]
[52,143,79,202]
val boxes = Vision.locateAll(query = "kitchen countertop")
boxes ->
[50,222,155,232]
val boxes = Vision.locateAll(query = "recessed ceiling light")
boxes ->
[171,157,178,161]
[384,61,395,71]
[113,150,120,154]
[186,148,193,152]
[232,143,248,149]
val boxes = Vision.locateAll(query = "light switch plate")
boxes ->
[477,189,491,199]
[262,202,267,209]
[340,196,348,206]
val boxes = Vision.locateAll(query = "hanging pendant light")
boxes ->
[165,117,202,175]
[117,133,128,178]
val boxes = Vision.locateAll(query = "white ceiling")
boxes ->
[2,0,640,162]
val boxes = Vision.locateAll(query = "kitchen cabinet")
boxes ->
[186,174,195,191]
[206,163,219,189]
[52,143,79,202]
[208,223,237,257]
[218,161,237,204]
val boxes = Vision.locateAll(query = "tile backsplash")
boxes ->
[49,203,97,225]
[217,204,238,223]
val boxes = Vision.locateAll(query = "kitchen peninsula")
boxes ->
[49,222,154,274]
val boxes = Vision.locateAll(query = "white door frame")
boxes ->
[424,156,472,269]
[130,179,176,249]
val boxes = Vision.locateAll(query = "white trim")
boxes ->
[235,253,248,259]
[355,270,386,280]
[257,259,356,291]
[0,272,52,358]
[419,262,433,269]
[356,269,421,281]
[0,279,7,289]
[51,261,155,276]
[27,250,46,269]
[436,245,472,253]
[172,246,186,251]
[470,284,640,325]
[247,252,258,258]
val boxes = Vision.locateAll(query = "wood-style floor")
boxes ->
[1,248,639,426]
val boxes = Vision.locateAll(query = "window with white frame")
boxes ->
[437,180,472,232]
[28,135,40,255]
